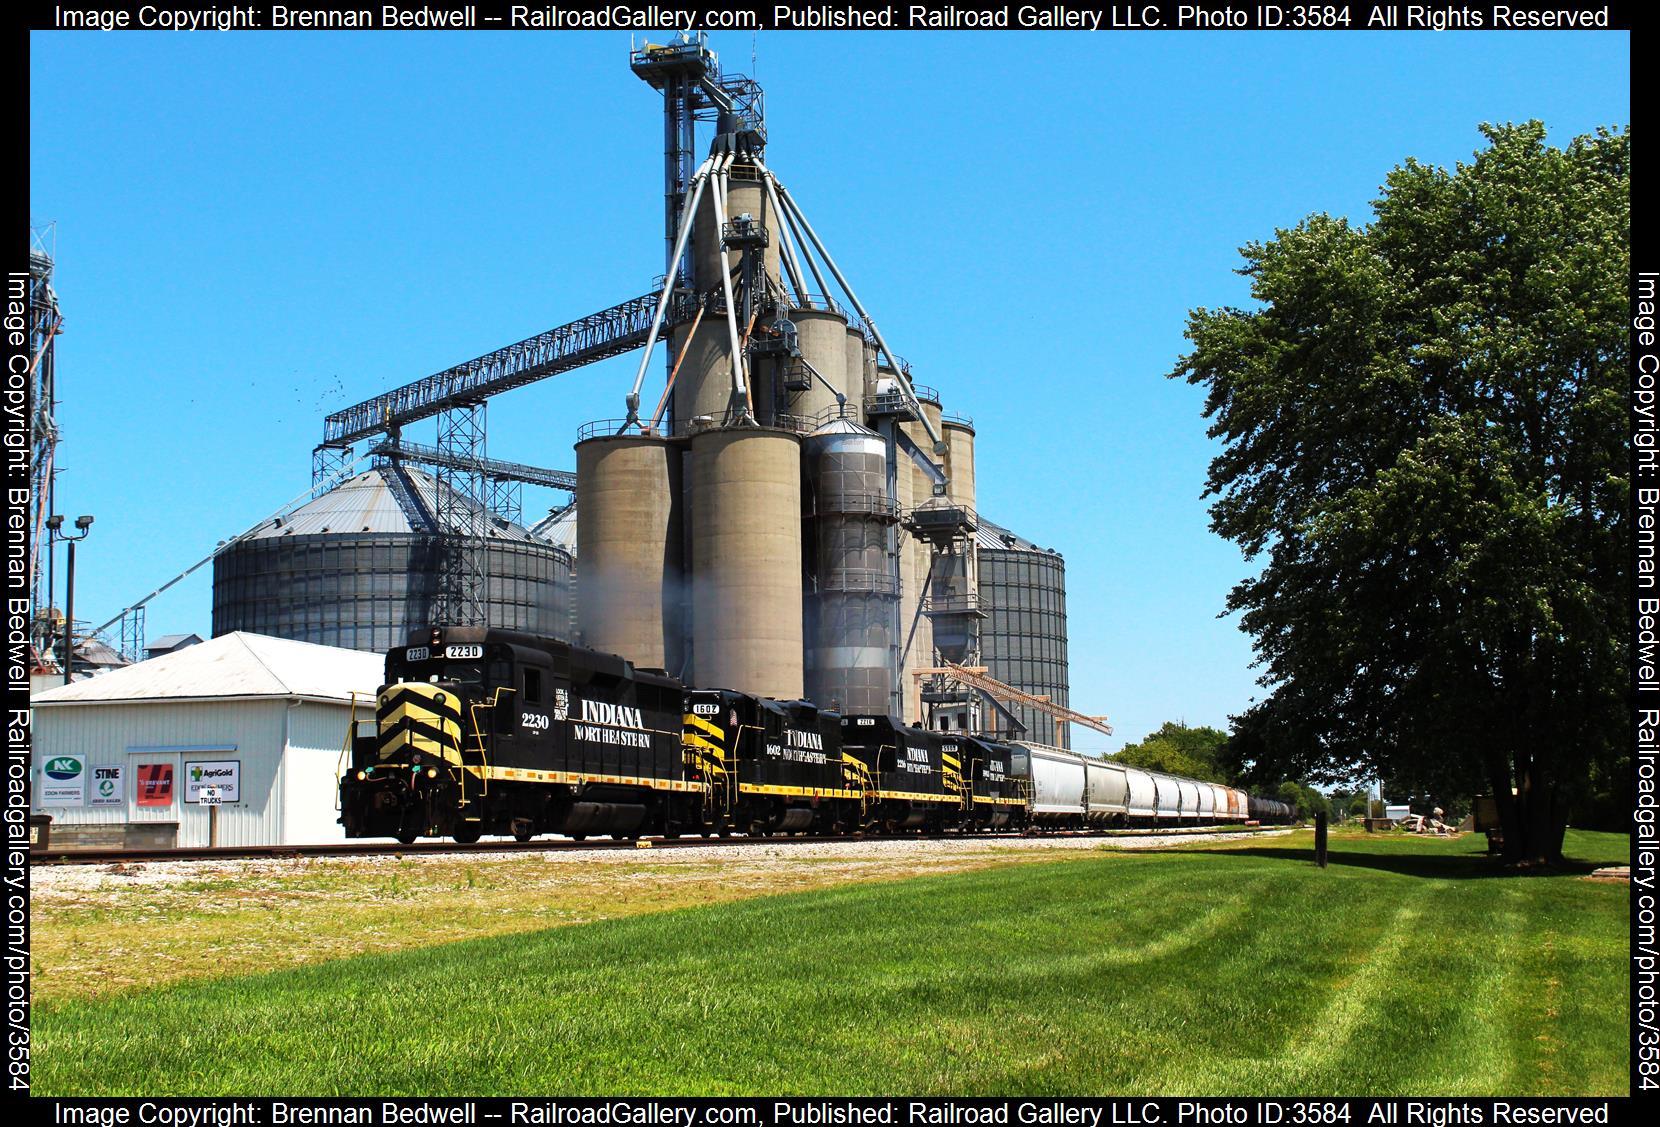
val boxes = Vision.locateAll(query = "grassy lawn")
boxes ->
[31,845,1061,1003]
[32,830,1628,1096]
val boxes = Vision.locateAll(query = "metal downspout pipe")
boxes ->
[626,155,716,427]
[756,162,943,452]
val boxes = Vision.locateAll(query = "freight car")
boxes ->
[339,625,1292,843]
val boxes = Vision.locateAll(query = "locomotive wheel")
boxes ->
[513,828,534,843]
[396,830,419,845]
[570,834,586,842]
[453,825,481,845]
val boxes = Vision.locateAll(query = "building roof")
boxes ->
[32,631,384,707]
[73,638,131,669]
[147,633,205,652]
[245,465,546,544]
[976,515,1063,557]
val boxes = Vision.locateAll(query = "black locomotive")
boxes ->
[340,625,1290,843]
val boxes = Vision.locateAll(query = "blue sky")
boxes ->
[29,30,1630,753]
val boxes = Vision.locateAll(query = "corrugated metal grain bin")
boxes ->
[214,466,571,655]
[976,517,1070,746]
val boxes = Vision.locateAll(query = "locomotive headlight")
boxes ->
[426,767,438,779]
[355,771,366,781]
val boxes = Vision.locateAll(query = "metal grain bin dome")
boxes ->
[975,515,1070,746]
[212,465,573,655]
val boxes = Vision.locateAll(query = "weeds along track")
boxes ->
[28,824,1283,866]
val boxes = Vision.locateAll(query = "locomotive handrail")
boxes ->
[337,691,367,812]
[461,687,515,813]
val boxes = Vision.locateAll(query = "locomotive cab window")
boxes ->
[523,668,543,704]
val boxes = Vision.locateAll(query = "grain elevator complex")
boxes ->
[133,38,1094,746]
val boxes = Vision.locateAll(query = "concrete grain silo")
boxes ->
[928,416,980,665]
[573,434,684,673]
[781,304,850,423]
[845,325,871,414]
[688,427,804,699]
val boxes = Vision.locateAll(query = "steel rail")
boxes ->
[29,824,1278,866]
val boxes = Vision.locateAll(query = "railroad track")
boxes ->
[28,824,1281,866]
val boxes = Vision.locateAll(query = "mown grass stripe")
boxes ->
[33,831,1630,1097]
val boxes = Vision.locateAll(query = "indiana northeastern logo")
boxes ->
[45,757,82,781]
[572,699,653,749]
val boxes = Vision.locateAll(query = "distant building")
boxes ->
[145,632,205,660]
[31,632,384,850]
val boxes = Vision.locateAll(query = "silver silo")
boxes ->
[212,465,572,655]
[804,418,899,714]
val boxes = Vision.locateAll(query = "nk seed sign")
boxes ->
[184,760,240,804]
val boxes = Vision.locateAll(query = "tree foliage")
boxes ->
[1173,123,1629,865]
[1113,722,1230,783]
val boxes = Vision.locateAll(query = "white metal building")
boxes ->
[31,631,384,849]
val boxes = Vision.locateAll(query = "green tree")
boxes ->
[1113,722,1230,782]
[1173,123,1628,865]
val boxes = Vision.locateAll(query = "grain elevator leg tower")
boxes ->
[576,38,991,715]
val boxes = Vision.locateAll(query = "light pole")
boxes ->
[46,515,94,685]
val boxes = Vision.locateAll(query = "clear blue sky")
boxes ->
[29,30,1629,753]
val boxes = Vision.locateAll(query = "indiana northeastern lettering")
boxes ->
[573,698,653,748]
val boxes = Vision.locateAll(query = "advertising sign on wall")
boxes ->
[136,763,174,807]
[41,754,86,807]
[90,764,124,807]
[184,760,240,803]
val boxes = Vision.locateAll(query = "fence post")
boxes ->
[1315,811,1328,868]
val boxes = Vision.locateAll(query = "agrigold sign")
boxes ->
[183,760,240,804]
